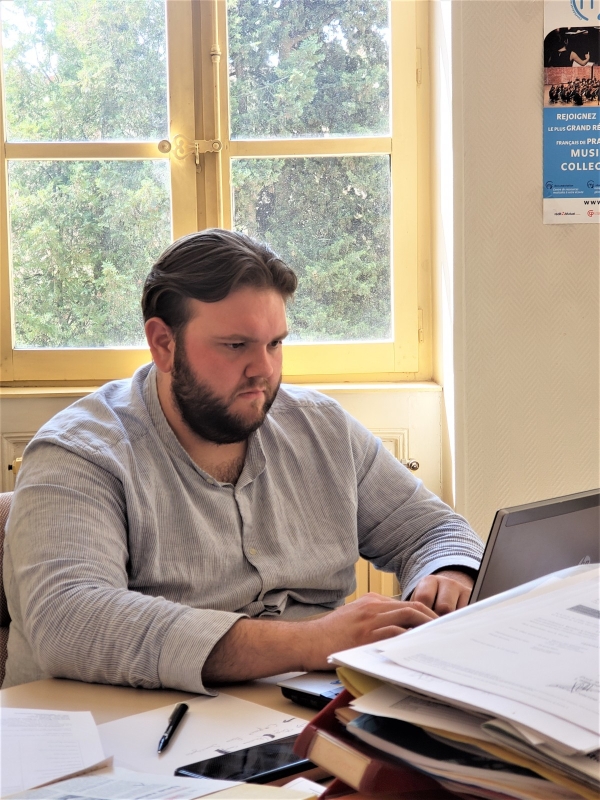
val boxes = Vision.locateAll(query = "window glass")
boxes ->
[232,155,391,342]
[9,160,171,347]
[1,0,168,142]
[228,0,390,139]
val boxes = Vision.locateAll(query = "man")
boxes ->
[3,229,483,692]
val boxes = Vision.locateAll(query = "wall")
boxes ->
[451,0,600,538]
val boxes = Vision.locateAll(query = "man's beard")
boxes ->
[170,345,280,445]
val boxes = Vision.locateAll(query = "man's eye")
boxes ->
[227,343,245,350]
[269,340,283,348]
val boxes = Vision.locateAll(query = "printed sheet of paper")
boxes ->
[98,693,307,775]
[335,643,598,754]
[0,708,107,798]
[383,568,600,735]
[5,766,238,800]
[331,568,600,754]
[350,684,495,742]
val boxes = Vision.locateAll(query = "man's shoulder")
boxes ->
[32,364,154,456]
[271,384,343,415]
[267,384,359,442]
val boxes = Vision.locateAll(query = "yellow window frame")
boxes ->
[0,0,427,386]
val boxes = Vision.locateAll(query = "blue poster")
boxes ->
[544,1,600,223]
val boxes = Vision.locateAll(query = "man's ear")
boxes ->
[145,317,176,373]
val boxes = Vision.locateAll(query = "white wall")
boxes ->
[451,0,600,538]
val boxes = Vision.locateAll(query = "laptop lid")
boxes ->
[469,488,600,603]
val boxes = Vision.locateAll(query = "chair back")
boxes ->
[0,492,13,685]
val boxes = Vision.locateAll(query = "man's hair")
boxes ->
[142,228,297,332]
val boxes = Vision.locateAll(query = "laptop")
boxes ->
[469,488,600,603]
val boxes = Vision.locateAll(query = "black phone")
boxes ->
[174,734,315,784]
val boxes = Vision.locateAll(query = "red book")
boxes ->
[294,689,453,796]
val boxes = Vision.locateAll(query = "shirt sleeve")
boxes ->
[4,442,245,694]
[349,415,484,598]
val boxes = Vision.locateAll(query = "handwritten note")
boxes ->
[98,694,307,775]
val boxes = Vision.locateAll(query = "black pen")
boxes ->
[157,702,189,754]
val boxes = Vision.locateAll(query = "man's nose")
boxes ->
[245,346,274,379]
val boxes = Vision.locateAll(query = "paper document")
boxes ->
[383,567,600,734]
[350,684,495,742]
[5,766,238,800]
[331,567,600,754]
[98,693,307,775]
[0,708,108,798]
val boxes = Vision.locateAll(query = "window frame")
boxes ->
[0,0,427,385]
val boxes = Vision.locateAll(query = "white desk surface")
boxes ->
[0,675,317,725]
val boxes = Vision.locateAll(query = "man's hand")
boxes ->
[305,593,437,668]
[203,593,437,684]
[411,569,474,615]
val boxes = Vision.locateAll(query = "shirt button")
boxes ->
[248,547,257,556]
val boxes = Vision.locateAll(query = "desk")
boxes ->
[0,679,469,800]
[0,675,317,725]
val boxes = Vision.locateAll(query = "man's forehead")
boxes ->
[185,288,288,332]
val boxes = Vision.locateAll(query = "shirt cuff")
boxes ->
[158,607,247,694]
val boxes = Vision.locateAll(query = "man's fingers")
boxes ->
[377,605,437,630]
[432,580,464,615]
[370,625,407,642]
[410,575,439,609]
[362,594,438,621]
[411,572,475,615]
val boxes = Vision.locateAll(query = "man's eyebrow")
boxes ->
[214,331,289,342]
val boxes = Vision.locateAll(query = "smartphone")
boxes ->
[174,734,317,784]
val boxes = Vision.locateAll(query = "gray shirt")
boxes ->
[3,364,483,692]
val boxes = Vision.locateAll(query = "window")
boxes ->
[0,0,426,384]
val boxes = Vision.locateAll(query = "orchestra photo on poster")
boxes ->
[544,27,600,107]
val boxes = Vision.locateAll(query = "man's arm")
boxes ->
[349,414,483,612]
[4,443,245,693]
[203,592,438,684]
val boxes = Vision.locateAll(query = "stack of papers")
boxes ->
[328,565,599,800]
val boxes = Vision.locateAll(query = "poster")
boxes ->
[544,0,600,223]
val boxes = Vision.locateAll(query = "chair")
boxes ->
[0,491,12,685]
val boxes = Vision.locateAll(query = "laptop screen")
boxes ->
[470,489,600,603]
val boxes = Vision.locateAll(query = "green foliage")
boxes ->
[229,0,391,341]
[3,0,392,348]
[234,155,391,341]
[10,160,170,346]
[3,0,167,140]
[2,0,170,347]
[228,0,389,138]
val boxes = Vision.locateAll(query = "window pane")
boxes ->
[228,0,390,139]
[232,156,391,342]
[1,0,168,142]
[9,160,171,347]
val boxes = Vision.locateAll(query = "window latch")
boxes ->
[158,135,222,166]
